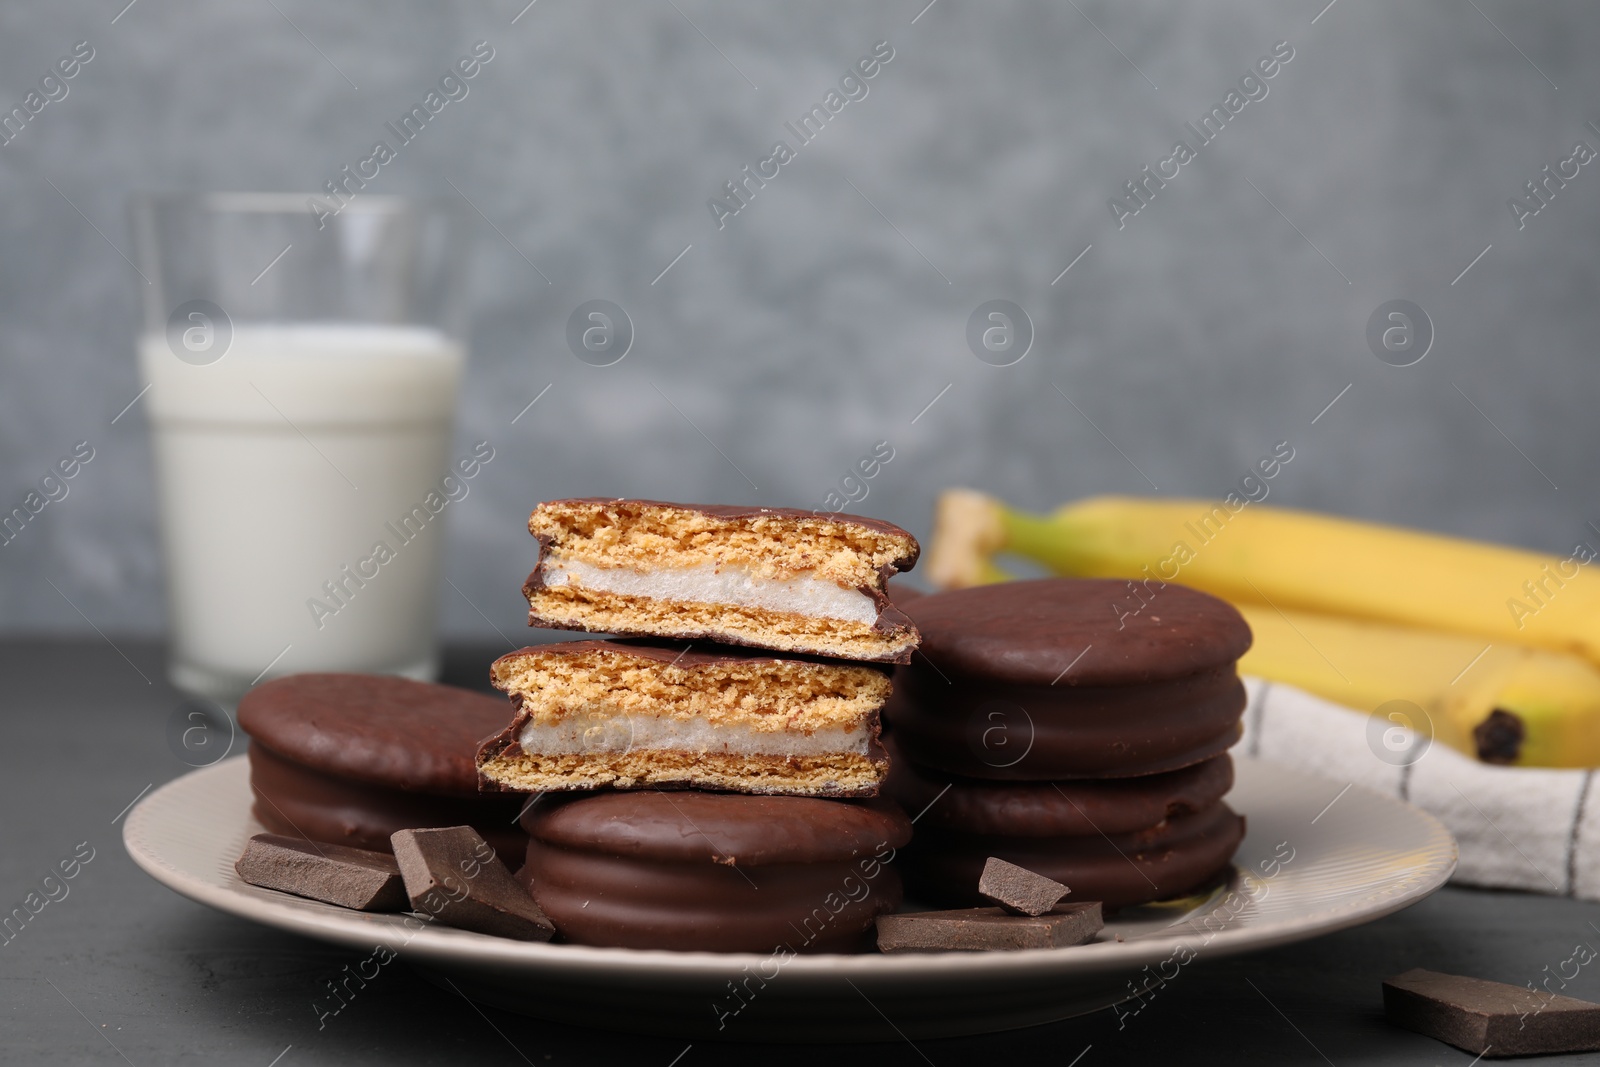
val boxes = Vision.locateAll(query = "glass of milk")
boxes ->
[129,193,469,705]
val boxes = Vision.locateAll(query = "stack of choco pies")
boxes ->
[883,578,1252,911]
[233,504,1255,954]
[473,498,924,952]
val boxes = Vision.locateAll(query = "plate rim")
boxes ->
[124,754,1458,984]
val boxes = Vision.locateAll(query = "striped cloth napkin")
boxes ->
[1240,678,1599,900]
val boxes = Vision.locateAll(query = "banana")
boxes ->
[925,489,1600,768]
[928,490,1600,668]
[1234,603,1600,768]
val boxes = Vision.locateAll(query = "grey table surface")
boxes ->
[4,638,1600,1066]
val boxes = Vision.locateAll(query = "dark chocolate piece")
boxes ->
[239,673,512,794]
[1382,968,1600,1057]
[519,791,912,952]
[978,857,1068,916]
[234,832,406,911]
[876,903,1103,952]
[391,826,554,941]
[886,749,1235,836]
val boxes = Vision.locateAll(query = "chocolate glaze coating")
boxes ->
[884,664,1246,779]
[904,578,1251,687]
[900,802,1246,911]
[885,580,925,605]
[238,674,512,795]
[518,841,900,953]
[518,790,910,952]
[247,744,526,858]
[524,791,911,865]
[887,751,1235,837]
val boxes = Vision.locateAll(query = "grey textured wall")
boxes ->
[3,0,1598,640]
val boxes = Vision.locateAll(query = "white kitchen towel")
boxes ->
[1240,677,1600,900]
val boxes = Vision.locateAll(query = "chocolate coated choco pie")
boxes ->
[888,749,1236,838]
[887,747,1245,908]
[885,578,1252,910]
[478,640,892,797]
[518,791,911,952]
[884,579,1252,779]
[902,802,1245,911]
[239,674,524,857]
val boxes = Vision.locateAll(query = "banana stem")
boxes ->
[1000,506,1092,575]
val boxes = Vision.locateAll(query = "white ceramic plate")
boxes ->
[123,755,1455,1041]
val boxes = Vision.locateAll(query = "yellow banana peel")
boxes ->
[928,490,1600,668]
[1235,603,1600,767]
[926,489,1600,768]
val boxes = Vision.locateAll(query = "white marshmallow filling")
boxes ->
[515,711,870,758]
[538,558,882,626]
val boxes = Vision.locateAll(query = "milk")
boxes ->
[139,323,464,703]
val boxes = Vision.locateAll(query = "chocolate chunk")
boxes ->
[234,833,406,911]
[876,903,1102,952]
[978,857,1069,916]
[391,826,555,941]
[1383,968,1600,1056]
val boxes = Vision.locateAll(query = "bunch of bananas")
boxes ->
[925,490,1600,768]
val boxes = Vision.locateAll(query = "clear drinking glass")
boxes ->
[129,193,468,705]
